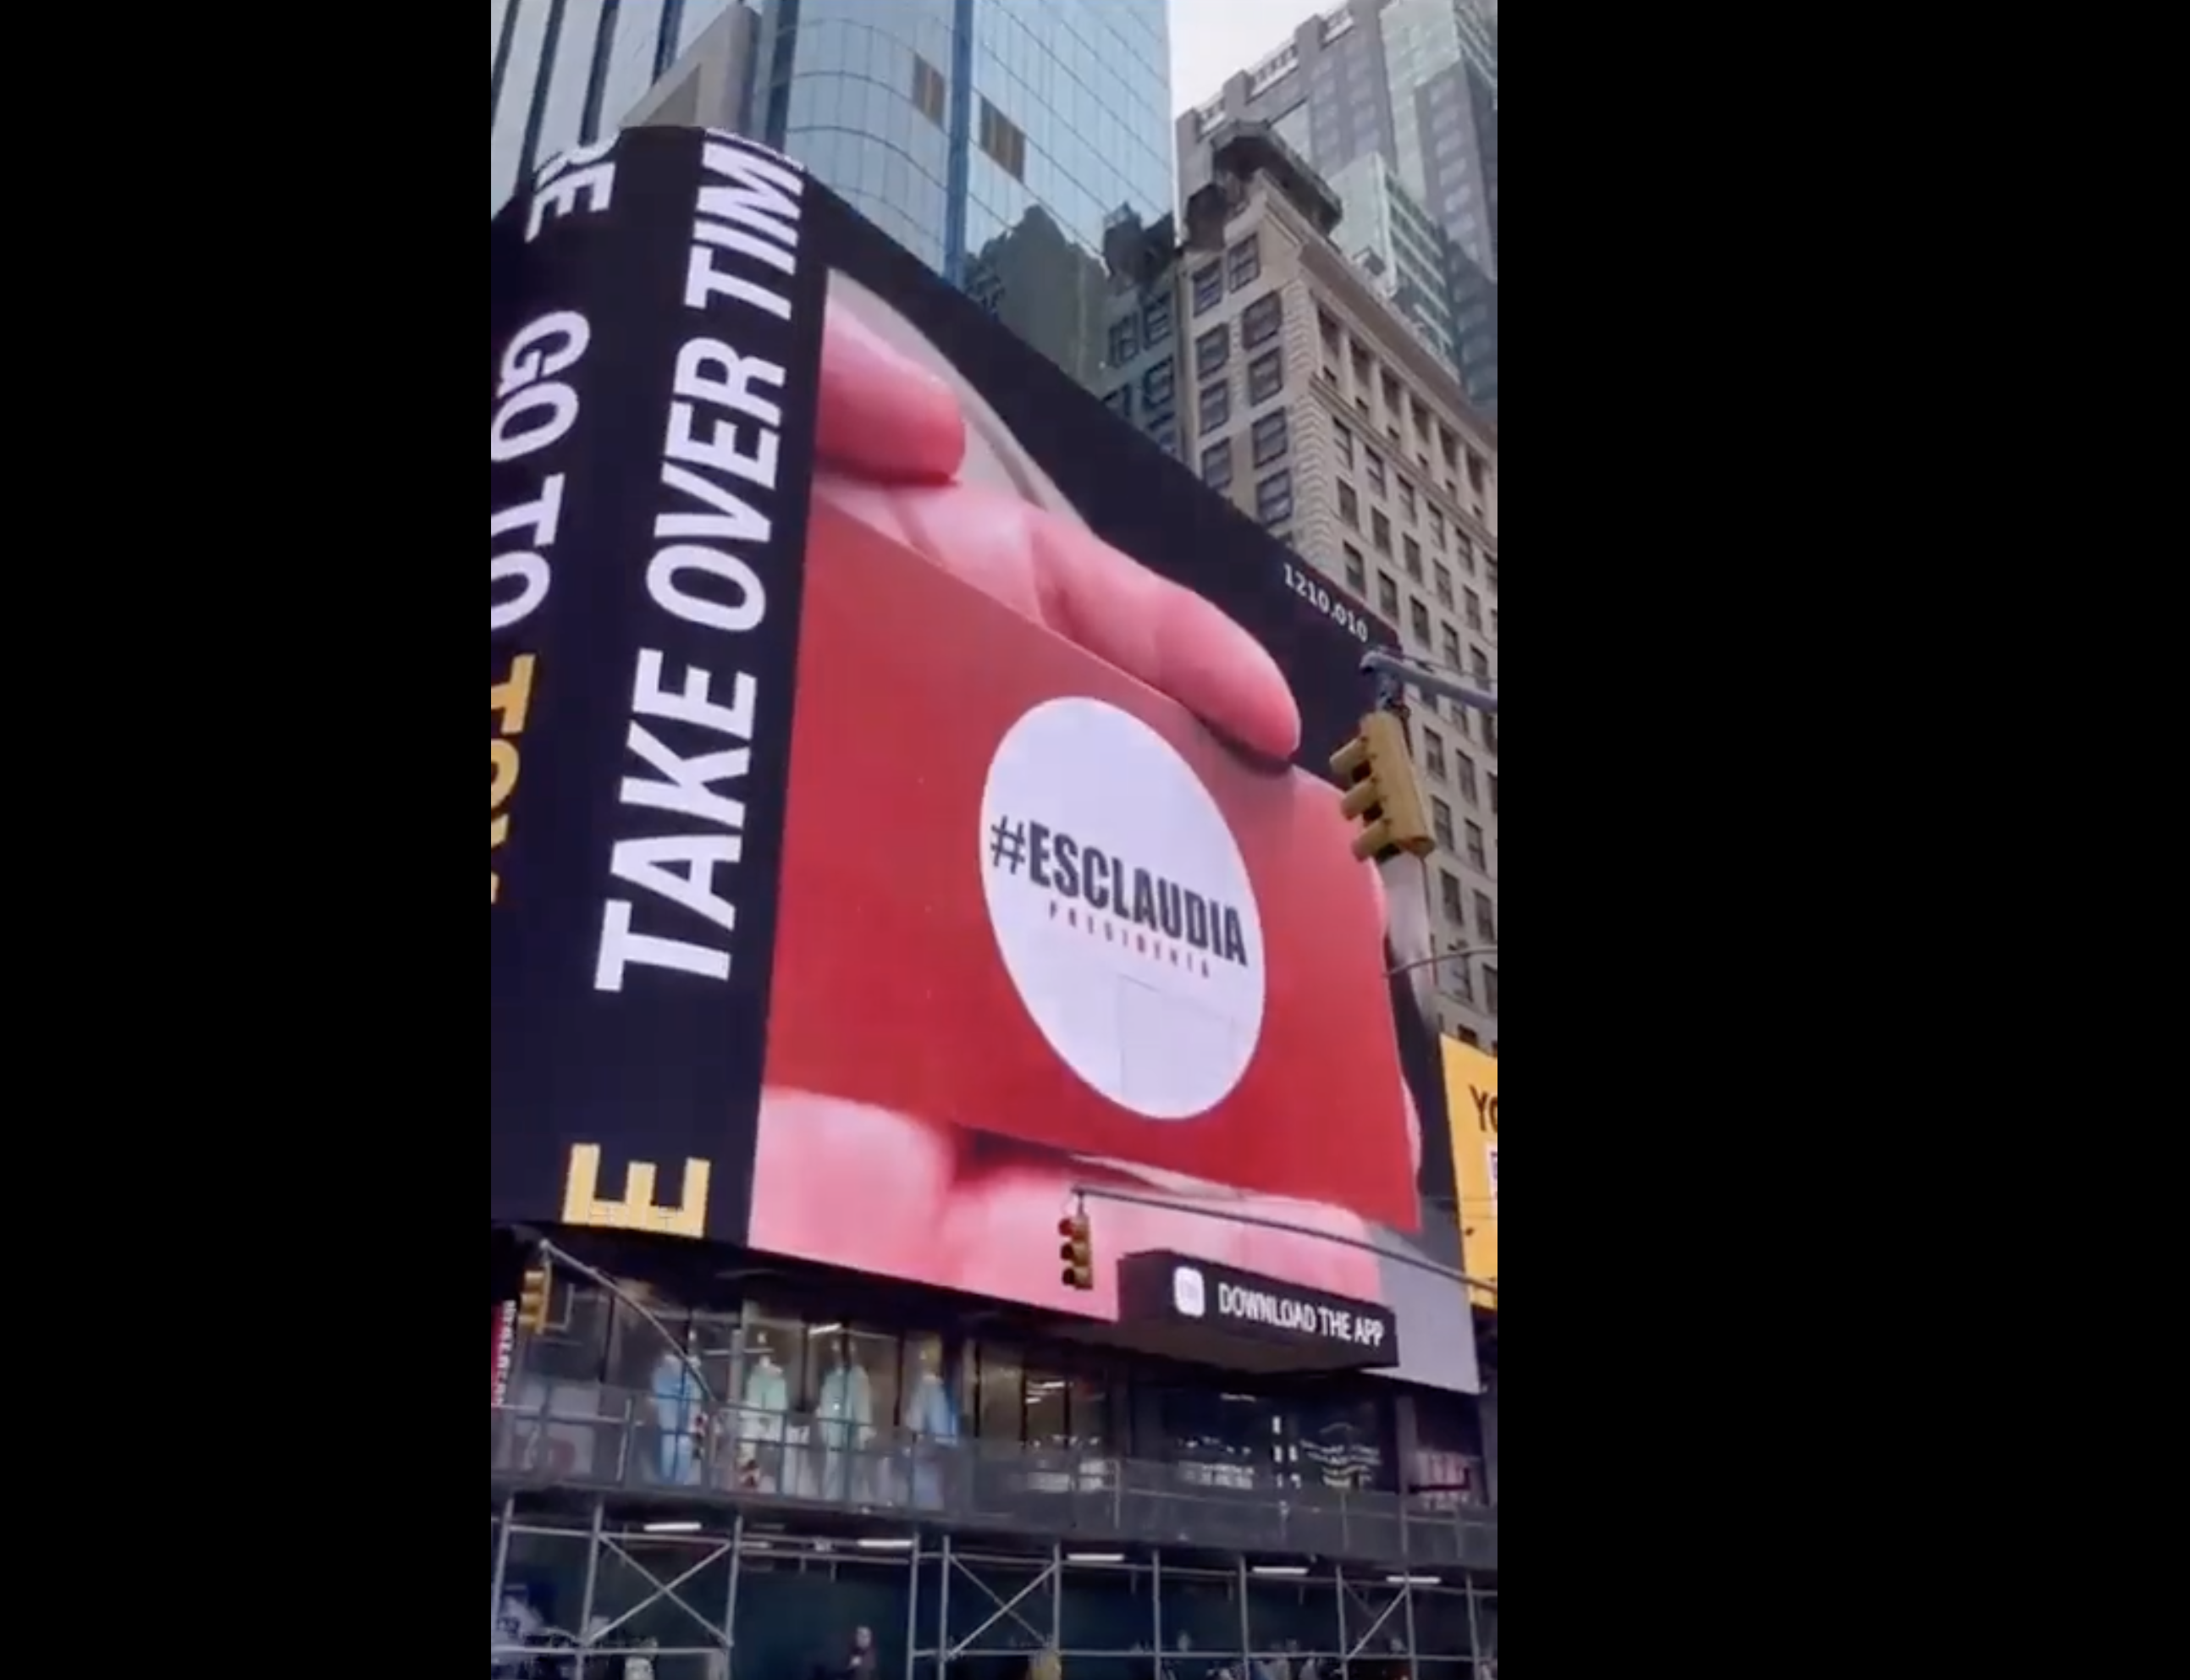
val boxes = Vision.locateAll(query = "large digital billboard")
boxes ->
[1443,1038,1500,1309]
[491,129,1479,1394]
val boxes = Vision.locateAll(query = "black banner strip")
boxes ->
[489,129,828,1243]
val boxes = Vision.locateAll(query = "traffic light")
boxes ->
[516,1258,554,1334]
[1330,710,1435,862]
[1058,1211,1095,1291]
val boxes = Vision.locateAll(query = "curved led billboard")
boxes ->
[490,128,1479,1395]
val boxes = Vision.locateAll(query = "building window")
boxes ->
[1142,358,1175,410]
[1424,728,1448,782]
[1448,948,1476,1004]
[1365,451,1387,496]
[1458,1027,1481,1047]
[1228,234,1261,289]
[912,55,948,126]
[1489,773,1498,815]
[1432,798,1456,852]
[1431,510,1446,550]
[1202,438,1234,492]
[1466,450,1488,498]
[1442,625,1464,669]
[1410,600,1432,647]
[978,97,1027,179]
[1150,416,1178,455]
[1248,348,1285,405]
[1487,557,1498,594]
[1457,752,1479,807]
[1483,967,1499,1017]
[1465,820,1487,871]
[1106,316,1138,367]
[1103,385,1132,421]
[1465,588,1484,631]
[1456,534,1475,576]
[1434,565,1454,607]
[1398,479,1418,521]
[1256,470,1294,526]
[1334,423,1355,468]
[1372,510,1393,555]
[1441,870,1465,924]
[1471,647,1492,685]
[1404,537,1423,581]
[1242,293,1284,350]
[1195,325,1230,379]
[1252,410,1290,468]
[1482,714,1498,757]
[1344,545,1367,593]
[1474,891,1498,945]
[1378,574,1400,619]
[1338,481,1361,528]
[1143,291,1174,347]
[1319,310,1343,360]
[1199,377,1232,433]
[1192,263,1223,316]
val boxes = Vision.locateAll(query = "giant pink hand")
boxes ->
[812,301,1302,763]
[748,304,1422,1315]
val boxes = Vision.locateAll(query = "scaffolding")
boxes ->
[490,1500,1498,1680]
[490,1390,1497,1680]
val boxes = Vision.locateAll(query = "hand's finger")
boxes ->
[750,1092,961,1273]
[815,303,965,483]
[886,478,1303,763]
[1030,507,1303,762]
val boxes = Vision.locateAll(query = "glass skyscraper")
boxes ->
[753,0,1172,384]
[493,0,1173,387]
[492,0,747,212]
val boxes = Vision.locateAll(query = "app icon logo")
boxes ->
[1173,1265,1208,1319]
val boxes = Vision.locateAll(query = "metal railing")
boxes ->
[492,1389,1496,1574]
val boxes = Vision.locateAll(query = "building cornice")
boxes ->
[1255,180,1498,455]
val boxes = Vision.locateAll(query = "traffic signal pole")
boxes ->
[1360,649,1499,716]
[499,1223,719,1402]
[1067,1182,1498,1299]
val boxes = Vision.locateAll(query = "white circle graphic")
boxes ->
[979,698,1266,1121]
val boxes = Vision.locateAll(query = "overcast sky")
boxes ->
[1168,0,1326,115]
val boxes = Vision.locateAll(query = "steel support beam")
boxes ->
[725,1512,745,1680]
[902,1532,922,1680]
[946,1550,1061,1656]
[575,1496,607,1678]
[588,1533,736,1649]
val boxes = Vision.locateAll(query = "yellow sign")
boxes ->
[1441,1039,1498,1308]
[560,1144,712,1238]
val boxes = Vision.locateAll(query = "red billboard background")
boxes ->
[488,129,1479,1394]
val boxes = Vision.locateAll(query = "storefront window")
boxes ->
[1164,1388,1274,1488]
[1290,1395,1393,1494]
[1067,1373,1112,1453]
[806,1319,886,1501]
[1025,1367,1071,1451]
[1409,1391,1487,1509]
[974,1342,1025,1444]
[901,1335,956,1437]
[731,1304,803,1495]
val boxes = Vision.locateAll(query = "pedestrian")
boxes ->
[845,1625,880,1680]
